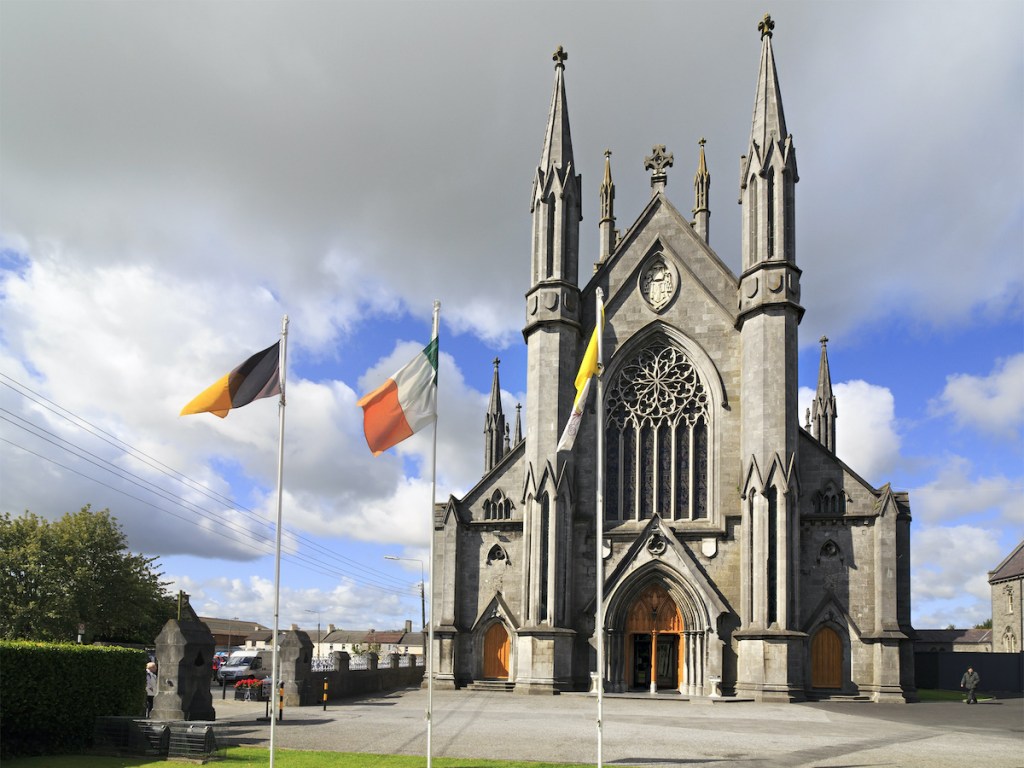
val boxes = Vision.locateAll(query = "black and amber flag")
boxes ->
[180,342,281,418]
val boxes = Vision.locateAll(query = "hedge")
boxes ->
[0,640,146,758]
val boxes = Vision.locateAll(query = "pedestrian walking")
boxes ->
[146,661,158,717]
[960,666,980,704]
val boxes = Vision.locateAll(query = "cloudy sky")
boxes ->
[1,0,1021,639]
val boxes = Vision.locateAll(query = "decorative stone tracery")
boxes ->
[606,339,710,521]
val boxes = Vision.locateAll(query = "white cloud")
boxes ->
[930,353,1024,439]
[912,524,1003,607]
[910,456,1024,527]
[800,380,902,483]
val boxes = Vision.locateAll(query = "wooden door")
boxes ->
[625,584,683,689]
[483,623,510,679]
[811,626,842,689]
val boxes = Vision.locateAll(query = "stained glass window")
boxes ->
[606,339,710,521]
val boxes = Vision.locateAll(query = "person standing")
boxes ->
[960,666,980,704]
[145,661,158,717]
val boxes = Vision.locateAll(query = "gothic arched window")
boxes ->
[605,339,710,522]
[483,490,513,521]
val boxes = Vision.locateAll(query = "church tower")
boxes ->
[518,45,582,692]
[735,14,806,701]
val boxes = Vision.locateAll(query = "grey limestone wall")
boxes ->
[990,575,1023,652]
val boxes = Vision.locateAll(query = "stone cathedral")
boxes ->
[432,16,915,702]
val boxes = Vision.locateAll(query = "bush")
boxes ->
[0,640,146,758]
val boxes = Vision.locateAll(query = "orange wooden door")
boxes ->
[625,584,683,688]
[483,623,510,679]
[811,626,842,689]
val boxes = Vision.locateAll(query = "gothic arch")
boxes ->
[604,562,714,695]
[601,324,725,526]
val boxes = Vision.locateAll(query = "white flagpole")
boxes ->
[426,300,440,768]
[594,288,605,768]
[269,314,288,768]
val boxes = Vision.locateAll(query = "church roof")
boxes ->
[989,540,1024,583]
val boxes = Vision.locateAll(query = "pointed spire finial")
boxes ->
[553,45,567,68]
[759,13,775,39]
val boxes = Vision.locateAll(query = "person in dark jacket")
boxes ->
[960,666,980,704]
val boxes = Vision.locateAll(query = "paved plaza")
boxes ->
[211,687,1023,768]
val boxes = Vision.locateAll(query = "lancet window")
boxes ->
[483,490,513,521]
[605,339,710,522]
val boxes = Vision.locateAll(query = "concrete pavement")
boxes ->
[210,687,1023,767]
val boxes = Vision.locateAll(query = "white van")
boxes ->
[217,650,272,683]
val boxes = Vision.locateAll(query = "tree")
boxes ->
[974,618,993,629]
[0,506,175,643]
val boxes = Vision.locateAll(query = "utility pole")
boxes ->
[384,555,426,631]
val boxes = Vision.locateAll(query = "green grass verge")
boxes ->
[2,746,598,768]
[916,688,992,702]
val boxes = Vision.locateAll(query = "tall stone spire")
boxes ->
[538,46,574,179]
[740,12,798,271]
[529,44,581,288]
[513,403,522,444]
[598,149,616,265]
[692,138,711,243]
[811,336,837,453]
[484,357,507,471]
[748,13,788,164]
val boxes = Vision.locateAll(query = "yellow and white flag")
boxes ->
[557,297,605,451]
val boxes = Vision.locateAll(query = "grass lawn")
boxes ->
[915,688,992,702]
[2,747,597,768]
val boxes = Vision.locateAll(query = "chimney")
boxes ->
[405,619,412,634]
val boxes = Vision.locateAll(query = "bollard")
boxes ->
[323,677,328,711]
[278,682,284,722]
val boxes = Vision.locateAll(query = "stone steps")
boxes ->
[465,680,515,693]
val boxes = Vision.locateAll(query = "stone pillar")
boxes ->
[151,619,216,721]
[278,630,313,707]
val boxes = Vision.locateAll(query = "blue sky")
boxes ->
[1,0,1021,637]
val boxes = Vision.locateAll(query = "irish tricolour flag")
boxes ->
[358,336,439,456]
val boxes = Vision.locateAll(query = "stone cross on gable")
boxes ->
[644,144,674,193]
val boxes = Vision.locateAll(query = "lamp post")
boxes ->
[384,555,426,631]
[305,608,321,660]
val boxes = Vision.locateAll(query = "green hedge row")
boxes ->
[0,640,147,758]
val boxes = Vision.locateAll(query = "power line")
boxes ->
[0,373,419,597]
[0,373,415,590]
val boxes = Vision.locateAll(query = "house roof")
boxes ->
[199,617,269,635]
[915,628,992,644]
[367,631,405,645]
[989,540,1024,584]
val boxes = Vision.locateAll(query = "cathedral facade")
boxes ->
[432,16,916,703]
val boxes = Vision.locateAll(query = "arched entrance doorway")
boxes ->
[482,622,510,680]
[811,625,842,689]
[625,584,683,692]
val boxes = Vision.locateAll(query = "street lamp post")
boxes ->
[384,555,426,631]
